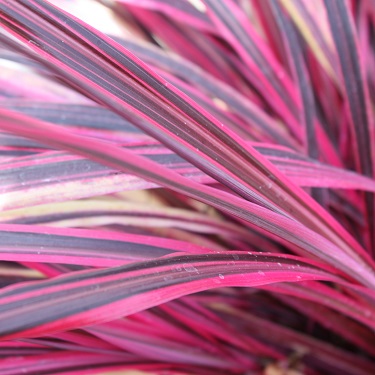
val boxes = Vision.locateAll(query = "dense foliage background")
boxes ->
[0,0,375,374]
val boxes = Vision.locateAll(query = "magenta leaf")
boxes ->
[0,251,340,340]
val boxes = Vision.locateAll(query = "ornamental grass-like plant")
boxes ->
[0,0,375,374]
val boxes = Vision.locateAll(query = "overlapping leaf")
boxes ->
[0,0,374,372]
[2,108,375,287]
[0,0,369,266]
[0,251,342,341]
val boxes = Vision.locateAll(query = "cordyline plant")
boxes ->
[0,0,375,374]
